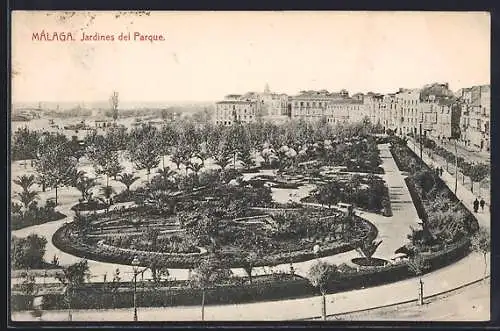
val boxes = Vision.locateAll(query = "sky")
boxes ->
[11,11,490,104]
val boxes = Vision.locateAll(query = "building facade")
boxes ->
[394,88,421,136]
[214,100,259,126]
[213,82,487,148]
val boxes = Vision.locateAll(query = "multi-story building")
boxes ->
[469,85,490,151]
[394,88,421,136]
[214,99,259,126]
[324,98,365,124]
[456,84,490,151]
[214,84,290,125]
[290,90,343,122]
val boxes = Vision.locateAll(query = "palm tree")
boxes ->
[157,167,176,181]
[99,186,115,214]
[73,173,97,202]
[355,238,383,263]
[17,190,39,210]
[187,161,204,176]
[13,175,36,193]
[117,172,140,192]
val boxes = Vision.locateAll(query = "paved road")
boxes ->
[326,278,489,321]
[408,139,490,204]
[11,251,490,321]
[438,139,490,165]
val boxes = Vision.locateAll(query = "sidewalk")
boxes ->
[407,141,490,230]
[11,251,490,321]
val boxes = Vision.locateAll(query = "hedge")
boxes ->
[11,210,67,231]
[11,237,471,311]
[391,140,479,235]
[11,274,314,311]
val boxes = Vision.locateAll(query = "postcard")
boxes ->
[10,11,490,322]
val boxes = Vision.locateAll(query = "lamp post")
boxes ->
[131,256,140,322]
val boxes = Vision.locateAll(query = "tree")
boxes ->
[117,172,140,192]
[34,134,77,205]
[19,270,37,312]
[465,163,489,193]
[235,230,267,284]
[407,253,430,305]
[470,227,490,279]
[226,123,247,169]
[128,124,161,181]
[16,190,39,211]
[86,135,122,186]
[99,186,115,214]
[185,212,222,253]
[212,140,232,170]
[73,172,97,202]
[11,234,48,269]
[238,146,255,170]
[13,175,36,193]
[159,123,177,169]
[307,261,338,320]
[313,182,341,208]
[105,125,129,151]
[11,127,40,164]
[190,257,232,321]
[56,260,90,321]
[110,91,119,121]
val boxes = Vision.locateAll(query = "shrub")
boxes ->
[11,200,66,231]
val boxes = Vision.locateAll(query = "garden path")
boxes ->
[11,144,422,283]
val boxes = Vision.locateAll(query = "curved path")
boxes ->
[11,143,490,320]
[10,143,461,283]
[11,251,490,321]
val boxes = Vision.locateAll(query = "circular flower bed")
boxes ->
[53,206,378,269]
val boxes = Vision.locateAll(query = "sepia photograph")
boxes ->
[9,11,491,322]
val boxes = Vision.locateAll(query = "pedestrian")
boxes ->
[440,167,443,176]
[473,198,479,213]
[480,198,485,212]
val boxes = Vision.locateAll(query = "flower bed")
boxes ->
[71,201,108,212]
[52,214,377,269]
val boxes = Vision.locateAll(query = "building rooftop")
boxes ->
[216,100,257,105]
[329,99,364,105]
[294,90,345,99]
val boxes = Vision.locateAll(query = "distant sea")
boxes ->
[13,100,215,111]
